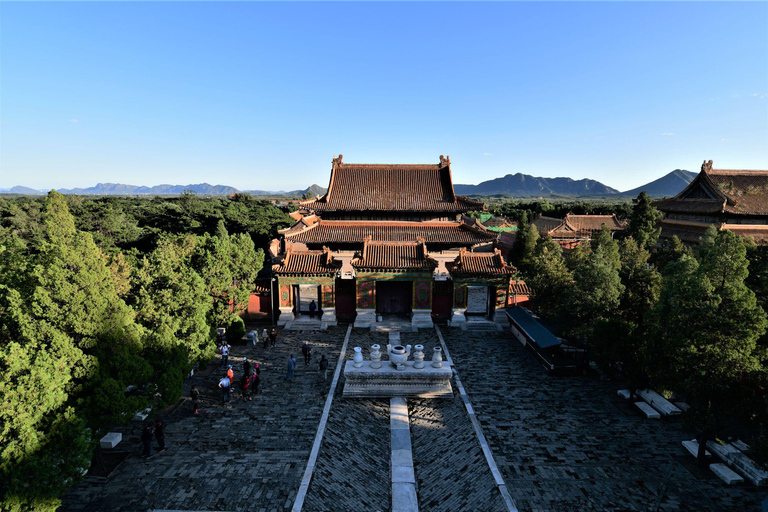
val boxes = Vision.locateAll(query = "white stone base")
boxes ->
[321,310,337,326]
[354,309,376,328]
[450,308,467,328]
[411,309,433,328]
[132,408,151,422]
[617,389,631,400]
[682,440,711,459]
[277,307,294,326]
[343,360,453,398]
[634,401,660,419]
[710,463,744,485]
[100,432,122,449]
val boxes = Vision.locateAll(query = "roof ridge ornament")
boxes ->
[439,155,450,167]
[333,154,344,167]
[702,159,713,173]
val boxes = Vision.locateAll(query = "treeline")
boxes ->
[488,198,633,222]
[510,192,768,464]
[0,192,292,510]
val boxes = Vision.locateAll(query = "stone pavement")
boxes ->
[61,326,348,512]
[441,329,767,512]
[60,325,768,512]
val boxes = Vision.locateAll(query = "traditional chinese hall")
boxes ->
[269,155,516,329]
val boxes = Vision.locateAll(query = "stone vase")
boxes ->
[370,344,382,369]
[431,347,443,368]
[353,346,364,368]
[412,345,425,369]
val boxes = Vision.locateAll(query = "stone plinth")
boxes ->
[354,309,376,328]
[343,360,452,398]
[277,307,294,326]
[100,432,122,449]
[411,309,433,329]
[450,308,467,327]
[321,309,338,326]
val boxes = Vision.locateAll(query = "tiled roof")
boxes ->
[656,160,768,216]
[510,280,531,295]
[272,247,341,276]
[563,214,626,232]
[447,248,516,277]
[533,215,565,233]
[282,219,496,245]
[301,154,483,212]
[351,238,438,271]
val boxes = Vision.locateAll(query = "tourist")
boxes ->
[309,299,317,319]
[190,385,200,415]
[219,341,231,368]
[319,354,329,381]
[226,365,234,384]
[219,373,231,403]
[302,342,312,365]
[262,328,269,348]
[141,424,153,458]
[243,357,251,377]
[154,418,166,452]
[239,373,250,401]
[250,366,261,395]
[270,328,278,347]
[285,354,296,381]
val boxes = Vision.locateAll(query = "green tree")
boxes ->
[650,234,692,273]
[565,244,625,340]
[628,192,662,250]
[526,236,572,319]
[590,224,621,272]
[511,219,539,272]
[618,238,661,323]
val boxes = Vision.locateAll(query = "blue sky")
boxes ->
[1,1,766,192]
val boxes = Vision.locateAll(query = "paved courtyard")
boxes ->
[61,325,767,511]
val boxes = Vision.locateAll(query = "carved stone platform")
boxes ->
[342,360,453,399]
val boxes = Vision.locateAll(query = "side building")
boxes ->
[270,155,516,329]
[655,160,768,245]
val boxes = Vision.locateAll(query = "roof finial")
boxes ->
[440,155,450,167]
[702,159,713,173]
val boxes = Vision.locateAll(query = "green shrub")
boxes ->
[226,316,246,344]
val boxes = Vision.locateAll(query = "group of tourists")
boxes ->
[217,357,261,404]
[141,418,165,458]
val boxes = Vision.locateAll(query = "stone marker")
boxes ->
[634,402,660,419]
[617,389,630,400]
[710,463,744,485]
[100,432,122,449]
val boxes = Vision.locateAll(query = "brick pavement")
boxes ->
[60,326,348,512]
[441,329,767,512]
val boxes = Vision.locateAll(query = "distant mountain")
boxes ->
[455,173,619,196]
[620,169,697,197]
[8,186,44,195]
[55,183,239,196]
[243,184,327,197]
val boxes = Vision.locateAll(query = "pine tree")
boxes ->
[628,191,662,250]
[526,236,572,319]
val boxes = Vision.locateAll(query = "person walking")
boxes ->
[270,328,278,347]
[191,385,200,415]
[250,367,261,395]
[219,374,231,404]
[319,354,329,381]
[285,354,296,381]
[226,365,234,384]
[154,418,166,452]
[141,424,153,458]
[262,328,269,348]
[220,342,231,368]
[243,357,252,377]
[240,373,251,401]
[309,299,317,319]
[301,342,312,365]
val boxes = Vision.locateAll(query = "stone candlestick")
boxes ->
[370,344,382,369]
[431,347,443,368]
[412,345,425,369]
[353,347,364,368]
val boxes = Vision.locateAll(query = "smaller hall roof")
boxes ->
[351,237,438,271]
[280,218,497,245]
[447,248,516,277]
[272,246,341,276]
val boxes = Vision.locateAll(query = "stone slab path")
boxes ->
[441,329,767,512]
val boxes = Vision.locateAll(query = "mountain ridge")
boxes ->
[455,173,620,196]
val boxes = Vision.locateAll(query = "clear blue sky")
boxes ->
[1,1,766,192]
